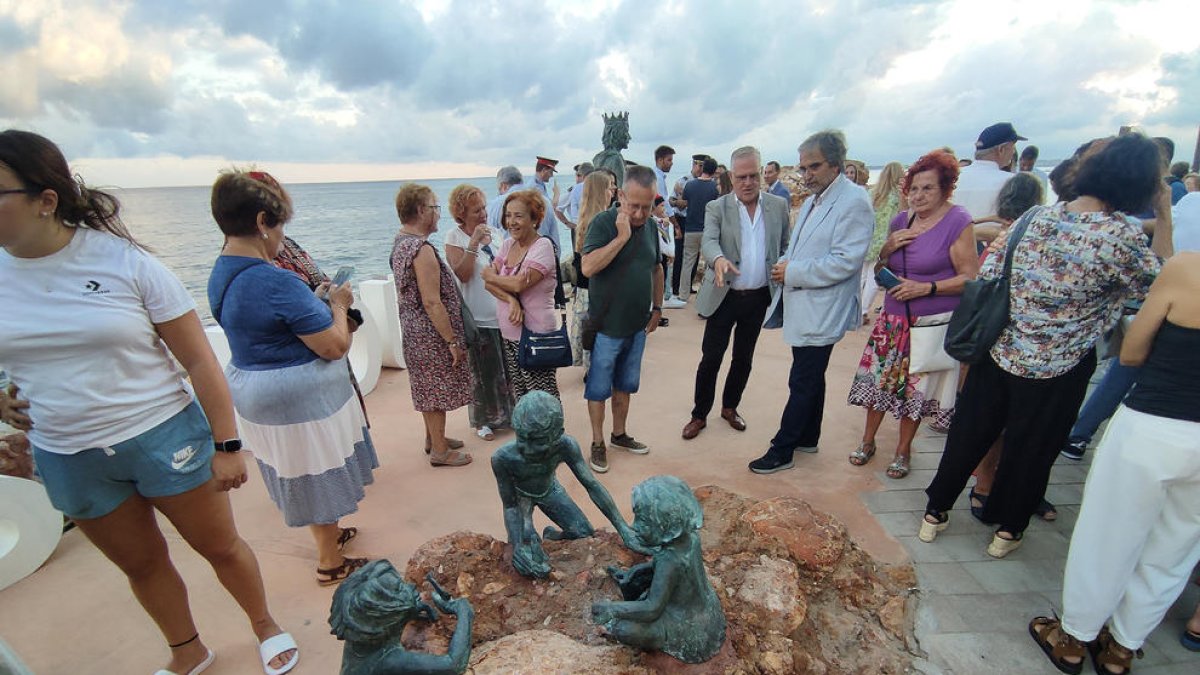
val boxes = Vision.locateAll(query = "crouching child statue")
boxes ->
[329,560,474,674]
[591,475,727,664]
[491,390,647,578]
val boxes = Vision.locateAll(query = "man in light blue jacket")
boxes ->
[750,130,873,474]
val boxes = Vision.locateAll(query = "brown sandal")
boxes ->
[429,450,473,467]
[316,556,368,586]
[1089,626,1142,675]
[1028,616,1086,675]
[424,436,465,454]
[336,526,357,552]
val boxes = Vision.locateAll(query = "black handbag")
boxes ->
[515,238,573,369]
[943,207,1038,363]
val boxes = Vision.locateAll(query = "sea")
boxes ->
[116,177,570,324]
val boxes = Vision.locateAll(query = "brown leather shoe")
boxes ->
[721,408,747,431]
[681,418,707,440]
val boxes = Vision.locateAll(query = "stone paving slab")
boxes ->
[861,426,1200,674]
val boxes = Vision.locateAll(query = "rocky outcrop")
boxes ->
[400,485,915,673]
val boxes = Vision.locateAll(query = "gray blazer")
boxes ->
[763,175,873,347]
[695,192,791,318]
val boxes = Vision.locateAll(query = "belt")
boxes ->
[727,287,769,296]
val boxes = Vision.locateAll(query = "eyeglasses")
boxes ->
[0,188,35,197]
[425,203,441,211]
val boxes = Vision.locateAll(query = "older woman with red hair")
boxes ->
[847,150,979,478]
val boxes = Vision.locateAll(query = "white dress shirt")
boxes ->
[731,196,768,290]
[654,165,676,217]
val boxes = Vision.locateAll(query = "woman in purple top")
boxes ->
[848,151,980,478]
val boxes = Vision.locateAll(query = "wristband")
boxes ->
[465,248,478,256]
[652,306,662,312]
[929,281,937,296]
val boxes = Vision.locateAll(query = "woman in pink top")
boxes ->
[482,189,561,400]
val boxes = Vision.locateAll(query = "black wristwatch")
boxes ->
[214,438,243,453]
[652,306,662,312]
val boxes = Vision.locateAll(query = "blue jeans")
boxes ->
[585,331,647,401]
[1068,359,1139,445]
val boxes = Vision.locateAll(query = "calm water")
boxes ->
[117,177,568,323]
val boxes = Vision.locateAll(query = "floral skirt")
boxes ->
[467,327,514,429]
[847,311,957,427]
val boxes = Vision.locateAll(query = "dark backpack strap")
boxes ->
[212,261,260,325]
[542,235,569,309]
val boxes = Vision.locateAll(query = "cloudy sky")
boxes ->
[1,0,1197,187]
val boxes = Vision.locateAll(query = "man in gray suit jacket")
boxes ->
[749,130,874,474]
[682,147,791,439]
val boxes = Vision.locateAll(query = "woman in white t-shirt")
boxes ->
[444,184,514,440]
[0,130,297,675]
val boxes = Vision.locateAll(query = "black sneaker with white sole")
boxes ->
[1060,440,1087,461]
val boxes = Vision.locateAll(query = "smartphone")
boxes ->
[331,266,354,288]
[875,267,901,290]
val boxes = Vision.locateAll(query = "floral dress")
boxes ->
[390,234,473,413]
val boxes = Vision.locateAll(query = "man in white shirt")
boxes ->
[681,147,790,440]
[652,145,687,309]
[528,156,557,196]
[955,122,1027,220]
[555,162,592,230]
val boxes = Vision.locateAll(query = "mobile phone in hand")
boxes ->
[876,267,901,290]
[332,266,354,287]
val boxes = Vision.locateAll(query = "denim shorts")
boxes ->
[33,401,214,520]
[585,331,647,401]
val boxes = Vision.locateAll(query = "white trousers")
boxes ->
[859,260,879,316]
[1061,405,1200,648]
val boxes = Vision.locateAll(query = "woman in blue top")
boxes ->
[207,170,378,586]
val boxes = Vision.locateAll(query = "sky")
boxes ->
[1,0,1198,188]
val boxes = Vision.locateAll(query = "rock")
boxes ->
[470,630,649,674]
[398,486,916,673]
[0,431,31,479]
[735,555,806,634]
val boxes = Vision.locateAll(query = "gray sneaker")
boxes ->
[590,442,609,473]
[610,433,649,454]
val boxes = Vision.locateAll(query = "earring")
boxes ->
[262,233,268,240]
[39,212,48,218]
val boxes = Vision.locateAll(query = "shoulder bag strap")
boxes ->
[900,212,918,326]
[1000,205,1039,280]
[213,260,260,325]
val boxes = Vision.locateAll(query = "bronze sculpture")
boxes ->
[591,475,727,663]
[329,561,474,674]
[592,112,630,188]
[491,390,647,578]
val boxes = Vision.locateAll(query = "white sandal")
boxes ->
[154,649,214,675]
[259,632,299,675]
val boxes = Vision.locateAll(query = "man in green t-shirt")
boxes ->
[580,165,664,474]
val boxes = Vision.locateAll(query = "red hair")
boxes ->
[502,189,545,229]
[901,150,960,198]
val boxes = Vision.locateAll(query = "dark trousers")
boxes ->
[925,351,1096,534]
[769,344,835,455]
[671,238,684,295]
[692,287,772,420]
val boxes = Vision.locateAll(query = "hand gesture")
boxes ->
[887,277,933,302]
[644,309,661,335]
[0,386,32,431]
[713,257,739,288]
[617,523,653,555]
[470,224,492,248]
[329,279,354,308]
[881,229,917,258]
[770,260,788,284]
[211,451,249,491]
[314,281,330,300]
[615,208,632,241]
[507,300,524,325]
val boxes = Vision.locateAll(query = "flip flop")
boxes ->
[1181,627,1200,652]
[259,632,299,675]
[154,648,215,675]
[336,526,357,552]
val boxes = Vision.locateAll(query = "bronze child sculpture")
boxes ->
[591,475,727,663]
[329,560,474,674]
[491,390,647,578]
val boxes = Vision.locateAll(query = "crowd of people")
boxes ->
[1,121,1199,674]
